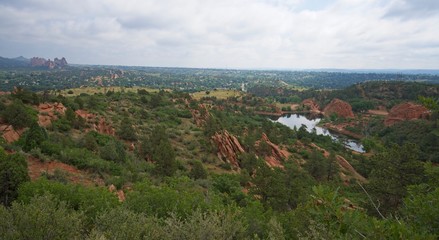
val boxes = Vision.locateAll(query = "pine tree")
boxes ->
[190,161,208,179]
[153,140,176,177]
[117,118,137,141]
[23,122,48,152]
[367,143,424,215]
[0,148,29,206]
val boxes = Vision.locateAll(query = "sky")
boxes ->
[0,0,438,69]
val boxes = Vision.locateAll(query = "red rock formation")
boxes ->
[96,118,115,135]
[75,110,115,135]
[211,130,245,168]
[257,133,290,168]
[384,102,430,126]
[37,102,67,127]
[108,184,126,202]
[30,57,68,69]
[0,125,21,143]
[54,57,68,67]
[191,104,210,127]
[301,98,321,113]
[336,155,366,183]
[30,57,47,67]
[75,109,94,121]
[323,98,354,118]
[46,60,56,69]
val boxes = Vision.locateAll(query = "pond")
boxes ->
[271,114,365,153]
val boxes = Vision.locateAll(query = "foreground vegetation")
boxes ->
[0,79,438,239]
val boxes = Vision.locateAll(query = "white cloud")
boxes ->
[0,0,438,68]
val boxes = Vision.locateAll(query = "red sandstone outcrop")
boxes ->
[301,98,321,113]
[336,155,366,183]
[30,57,47,67]
[30,57,68,69]
[257,133,290,168]
[191,104,210,127]
[96,118,115,135]
[37,102,67,127]
[54,57,68,67]
[211,130,245,168]
[0,125,21,143]
[75,110,115,135]
[384,102,430,126]
[108,184,126,202]
[323,99,354,118]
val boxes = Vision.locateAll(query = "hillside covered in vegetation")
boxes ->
[0,78,438,238]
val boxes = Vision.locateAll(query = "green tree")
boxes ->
[402,162,439,235]
[90,207,164,239]
[2,100,36,129]
[117,117,137,141]
[190,161,208,180]
[17,178,119,222]
[149,94,162,108]
[22,122,48,152]
[239,153,258,174]
[74,96,84,109]
[0,148,29,206]
[304,150,327,180]
[100,140,126,163]
[0,194,84,240]
[367,144,424,216]
[65,108,85,129]
[154,139,177,176]
[163,209,245,240]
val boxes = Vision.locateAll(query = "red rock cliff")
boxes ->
[211,130,245,168]
[75,110,115,135]
[384,102,430,126]
[323,99,354,118]
[191,104,210,127]
[301,98,321,113]
[257,133,290,168]
[37,102,67,127]
[0,125,21,143]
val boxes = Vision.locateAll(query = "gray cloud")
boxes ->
[384,0,439,20]
[0,0,438,69]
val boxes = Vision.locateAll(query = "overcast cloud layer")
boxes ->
[0,0,438,69]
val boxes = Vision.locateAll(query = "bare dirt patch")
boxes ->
[27,156,104,186]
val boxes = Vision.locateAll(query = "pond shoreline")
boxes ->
[268,113,365,153]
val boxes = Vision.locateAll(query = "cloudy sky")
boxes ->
[0,0,438,69]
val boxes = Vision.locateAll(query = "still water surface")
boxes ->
[272,114,365,153]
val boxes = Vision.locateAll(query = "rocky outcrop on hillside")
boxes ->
[75,110,115,135]
[108,184,126,202]
[257,133,290,168]
[30,57,68,69]
[54,57,68,67]
[211,130,245,168]
[301,98,321,113]
[384,102,430,126]
[323,98,354,118]
[336,155,366,183]
[96,118,115,135]
[0,124,21,143]
[191,104,210,127]
[308,143,366,183]
[37,102,67,127]
[30,57,47,67]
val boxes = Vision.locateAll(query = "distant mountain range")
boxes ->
[0,56,30,68]
[0,56,68,69]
